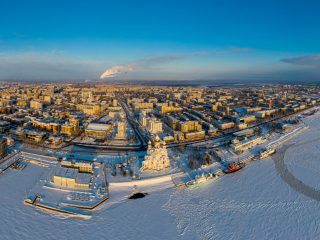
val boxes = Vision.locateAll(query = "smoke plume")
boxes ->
[100,64,134,79]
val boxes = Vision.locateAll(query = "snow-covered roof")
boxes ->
[61,160,92,168]
[86,123,111,132]
[55,167,78,179]
[75,173,91,184]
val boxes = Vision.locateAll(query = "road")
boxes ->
[114,92,148,149]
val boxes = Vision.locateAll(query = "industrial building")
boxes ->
[53,167,91,189]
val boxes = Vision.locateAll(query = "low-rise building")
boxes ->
[61,123,77,137]
[230,136,263,151]
[218,122,234,130]
[10,128,24,140]
[61,160,93,173]
[236,115,256,123]
[53,167,91,189]
[23,131,46,144]
[48,136,64,147]
[85,123,112,139]
[254,111,265,118]
[108,110,125,119]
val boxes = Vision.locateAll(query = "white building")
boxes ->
[139,111,148,126]
[108,110,125,119]
[141,136,170,171]
[140,111,162,133]
[115,120,127,140]
[230,136,264,151]
[149,120,162,133]
[254,111,265,118]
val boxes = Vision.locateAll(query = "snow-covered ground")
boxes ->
[282,110,320,191]
[2,111,320,239]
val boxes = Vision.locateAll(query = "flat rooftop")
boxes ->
[86,123,111,132]
[75,173,91,184]
[233,129,254,136]
[55,167,78,179]
[62,160,93,168]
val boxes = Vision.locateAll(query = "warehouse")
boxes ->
[53,166,91,189]
[53,167,78,188]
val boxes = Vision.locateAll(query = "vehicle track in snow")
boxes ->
[271,136,320,202]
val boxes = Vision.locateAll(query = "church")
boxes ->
[141,135,170,171]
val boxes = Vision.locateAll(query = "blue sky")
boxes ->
[1,0,320,81]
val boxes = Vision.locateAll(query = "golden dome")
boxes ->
[154,135,161,142]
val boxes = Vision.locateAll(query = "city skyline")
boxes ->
[2,1,320,239]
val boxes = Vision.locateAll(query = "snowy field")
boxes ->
[2,112,320,239]
[283,110,320,191]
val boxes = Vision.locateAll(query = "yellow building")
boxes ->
[178,121,202,132]
[61,160,93,173]
[17,99,28,107]
[76,104,100,115]
[132,102,154,113]
[236,115,256,123]
[53,167,90,189]
[159,106,183,114]
[61,123,77,136]
[85,123,111,139]
[69,118,79,128]
[51,123,60,133]
[165,116,180,130]
[181,124,188,133]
